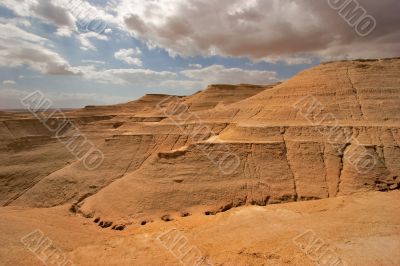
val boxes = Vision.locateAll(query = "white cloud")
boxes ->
[3,0,398,64]
[0,0,116,33]
[0,17,31,28]
[189,63,203,68]
[32,0,76,32]
[160,79,202,90]
[261,56,315,66]
[0,0,117,48]
[181,65,279,86]
[56,26,74,37]
[72,62,280,92]
[0,0,36,17]
[2,80,16,85]
[74,63,278,89]
[0,0,76,34]
[77,32,109,51]
[78,35,96,51]
[76,66,177,86]
[118,0,400,63]
[114,48,143,66]
[0,23,77,75]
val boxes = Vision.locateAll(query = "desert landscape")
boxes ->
[1,0,400,265]
[0,58,400,265]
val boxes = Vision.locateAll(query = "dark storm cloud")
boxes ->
[121,0,400,62]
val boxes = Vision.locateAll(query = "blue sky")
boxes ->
[0,0,398,108]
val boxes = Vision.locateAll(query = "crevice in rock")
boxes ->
[282,136,298,201]
[74,137,158,216]
[337,143,351,195]
[247,196,270,206]
[247,107,263,120]
[158,150,188,159]
[112,122,124,129]
[216,123,230,135]
[3,165,73,207]
[181,135,190,147]
[170,135,181,150]
[321,143,329,197]
[230,108,241,122]
[70,192,96,214]
[3,178,40,207]
[346,67,365,119]
[120,136,155,177]
[298,196,322,201]
[269,195,296,204]
[376,146,386,166]
[249,143,260,179]
[204,197,249,216]
[243,154,251,179]
[2,121,16,138]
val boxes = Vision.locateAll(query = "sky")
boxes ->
[0,0,399,108]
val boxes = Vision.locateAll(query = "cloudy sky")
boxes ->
[0,0,399,108]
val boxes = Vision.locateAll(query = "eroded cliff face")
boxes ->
[1,59,399,230]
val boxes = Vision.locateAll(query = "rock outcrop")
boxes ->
[1,59,399,229]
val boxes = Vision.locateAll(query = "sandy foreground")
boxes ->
[1,190,399,266]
